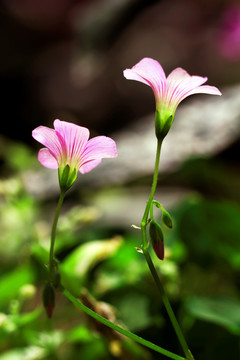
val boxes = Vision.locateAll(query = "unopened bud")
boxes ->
[149,220,164,260]
[151,200,173,229]
[52,270,61,289]
[162,208,173,229]
[42,283,55,318]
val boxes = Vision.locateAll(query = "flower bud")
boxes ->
[42,283,55,318]
[162,208,173,229]
[149,220,164,260]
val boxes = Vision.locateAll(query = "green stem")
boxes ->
[143,250,194,360]
[141,140,162,248]
[49,190,66,281]
[141,140,194,360]
[46,190,185,359]
[60,286,185,360]
[44,149,192,359]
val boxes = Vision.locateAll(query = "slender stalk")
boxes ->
[44,149,192,359]
[60,286,185,360]
[141,140,162,249]
[49,190,66,281]
[143,250,194,360]
[47,190,185,359]
[141,139,194,360]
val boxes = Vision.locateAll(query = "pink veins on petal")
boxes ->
[123,57,222,116]
[32,119,117,174]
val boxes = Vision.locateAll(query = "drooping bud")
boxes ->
[42,283,55,318]
[149,220,164,260]
[151,200,173,229]
[161,208,173,229]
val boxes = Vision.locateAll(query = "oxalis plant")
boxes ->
[32,57,221,360]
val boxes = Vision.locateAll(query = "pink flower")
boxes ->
[123,58,221,139]
[32,119,117,190]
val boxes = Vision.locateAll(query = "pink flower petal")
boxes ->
[81,136,117,164]
[123,57,166,102]
[124,58,222,120]
[171,83,222,107]
[187,85,222,97]
[38,148,58,169]
[167,69,207,98]
[53,120,89,166]
[32,126,62,160]
[33,119,118,181]
[166,68,209,107]
[166,67,192,85]
[79,159,102,174]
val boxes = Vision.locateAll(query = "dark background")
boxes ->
[1,0,239,140]
[1,1,240,360]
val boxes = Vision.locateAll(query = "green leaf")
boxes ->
[76,337,107,360]
[60,237,122,289]
[4,141,36,171]
[0,264,35,307]
[31,243,49,266]
[112,292,152,332]
[94,237,149,294]
[174,197,240,267]
[185,296,240,334]
[67,324,96,343]
[15,308,42,327]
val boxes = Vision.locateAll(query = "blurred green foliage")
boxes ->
[1,141,240,359]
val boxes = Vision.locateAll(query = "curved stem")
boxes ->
[141,139,194,360]
[49,190,66,281]
[60,286,185,360]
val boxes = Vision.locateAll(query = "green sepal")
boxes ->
[58,165,77,192]
[60,164,70,187]
[155,111,173,141]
